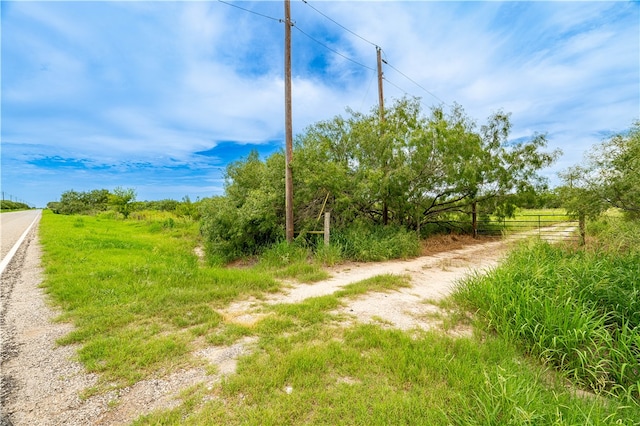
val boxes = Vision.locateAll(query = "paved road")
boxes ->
[1,210,42,426]
[1,210,42,265]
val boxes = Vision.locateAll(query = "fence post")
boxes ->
[324,212,330,246]
[538,215,541,238]
[579,214,586,246]
[472,201,478,239]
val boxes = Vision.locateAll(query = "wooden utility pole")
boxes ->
[376,46,384,122]
[377,46,389,224]
[284,0,294,242]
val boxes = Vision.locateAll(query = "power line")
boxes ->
[360,68,377,111]
[300,0,378,48]
[383,76,441,112]
[300,0,447,106]
[218,0,283,23]
[383,61,447,105]
[293,25,375,71]
[218,0,373,72]
[219,0,447,107]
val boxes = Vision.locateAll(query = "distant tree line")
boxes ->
[47,188,199,220]
[200,97,561,259]
[0,200,33,211]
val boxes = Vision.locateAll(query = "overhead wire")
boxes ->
[293,25,375,71]
[218,0,447,106]
[300,0,378,48]
[383,60,447,105]
[217,0,283,23]
[300,0,447,105]
[360,69,377,111]
[217,0,375,72]
[383,77,436,112]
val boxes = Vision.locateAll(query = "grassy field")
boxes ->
[38,210,639,424]
[40,211,280,389]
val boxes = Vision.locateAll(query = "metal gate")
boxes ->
[428,213,583,244]
[476,214,582,243]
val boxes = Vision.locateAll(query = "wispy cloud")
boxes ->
[2,1,638,207]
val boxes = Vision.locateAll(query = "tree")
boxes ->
[200,97,559,258]
[293,97,559,230]
[109,187,136,218]
[199,152,285,259]
[51,188,111,215]
[560,121,640,219]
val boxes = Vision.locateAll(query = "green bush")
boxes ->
[199,195,284,263]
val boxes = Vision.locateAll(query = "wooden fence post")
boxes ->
[324,212,330,246]
[579,213,586,246]
[472,201,478,239]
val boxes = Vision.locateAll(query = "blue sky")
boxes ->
[2,1,638,208]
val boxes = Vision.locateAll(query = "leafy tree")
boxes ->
[560,121,640,219]
[175,196,201,220]
[1,200,31,211]
[200,152,285,260]
[50,188,111,214]
[109,187,137,218]
[294,97,559,229]
[56,190,87,214]
[200,97,559,258]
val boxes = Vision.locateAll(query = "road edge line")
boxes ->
[0,211,42,277]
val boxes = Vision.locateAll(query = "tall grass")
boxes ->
[453,217,640,401]
[257,240,330,283]
[332,224,420,261]
[40,211,640,424]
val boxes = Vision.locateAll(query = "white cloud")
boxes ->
[2,1,638,207]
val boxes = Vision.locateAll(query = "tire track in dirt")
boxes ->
[221,238,512,332]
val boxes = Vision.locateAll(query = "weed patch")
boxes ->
[453,219,640,402]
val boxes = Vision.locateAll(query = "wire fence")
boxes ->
[428,214,583,244]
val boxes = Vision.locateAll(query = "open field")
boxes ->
[2,210,638,424]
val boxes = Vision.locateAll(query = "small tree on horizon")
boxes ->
[109,187,137,219]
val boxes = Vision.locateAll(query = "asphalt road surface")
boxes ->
[1,210,41,426]
[1,210,42,265]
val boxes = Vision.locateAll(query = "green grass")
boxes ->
[333,224,421,261]
[136,318,637,425]
[514,208,572,219]
[453,217,640,403]
[498,208,574,233]
[256,240,334,283]
[40,211,280,388]
[40,211,639,424]
[134,267,636,425]
[470,208,575,237]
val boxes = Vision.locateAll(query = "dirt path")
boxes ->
[221,237,511,332]
[1,226,574,425]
